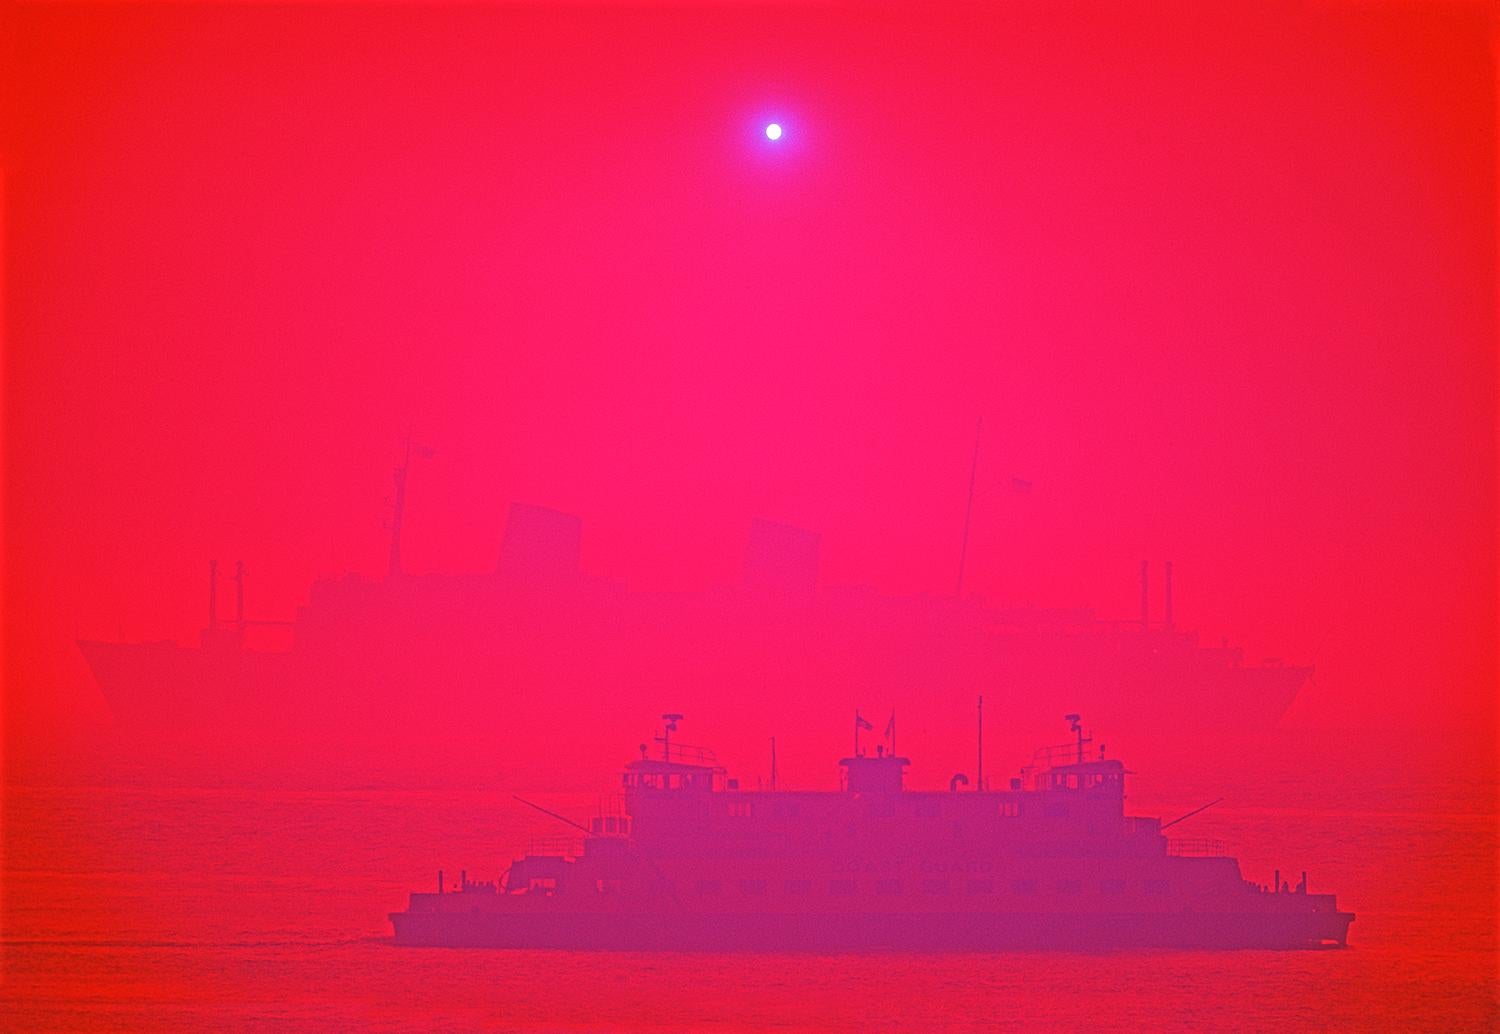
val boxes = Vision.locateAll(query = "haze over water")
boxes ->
[4,1,1495,1028]
[4,726,1495,1031]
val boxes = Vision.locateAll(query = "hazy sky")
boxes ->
[4,2,1495,759]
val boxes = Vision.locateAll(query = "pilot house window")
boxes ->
[727,802,752,818]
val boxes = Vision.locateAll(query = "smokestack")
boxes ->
[208,560,218,630]
[1140,560,1149,630]
[1165,560,1174,628]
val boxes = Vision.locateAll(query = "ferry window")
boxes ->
[1144,879,1170,896]
[784,879,812,896]
[1101,879,1126,895]
[1057,879,1083,895]
[604,817,618,833]
[1067,774,1079,789]
[1011,879,1038,896]
[998,800,1020,817]
[921,879,949,896]
[595,879,622,895]
[590,818,604,834]
[739,879,766,896]
[1044,803,1070,818]
[875,879,902,896]
[965,879,994,895]
[914,798,941,818]
[695,880,722,896]
[620,818,631,835]
[829,879,856,897]
[728,802,752,818]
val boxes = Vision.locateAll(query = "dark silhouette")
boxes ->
[390,714,1354,950]
[76,464,1312,760]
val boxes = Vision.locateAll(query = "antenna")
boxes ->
[1066,713,1084,764]
[956,417,982,597]
[977,695,984,791]
[660,713,683,762]
[770,736,777,791]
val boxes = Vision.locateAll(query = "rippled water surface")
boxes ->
[3,734,1495,1031]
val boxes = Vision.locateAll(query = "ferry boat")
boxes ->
[389,715,1353,950]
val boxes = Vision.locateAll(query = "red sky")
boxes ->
[3,2,1495,764]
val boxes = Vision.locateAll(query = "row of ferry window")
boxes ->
[684,878,1172,897]
[625,772,713,790]
[720,800,1028,820]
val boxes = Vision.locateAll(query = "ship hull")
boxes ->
[389,907,1353,951]
[77,634,1310,753]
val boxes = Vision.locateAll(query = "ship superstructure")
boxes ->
[76,454,1312,754]
[389,716,1353,950]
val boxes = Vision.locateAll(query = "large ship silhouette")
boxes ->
[390,714,1353,949]
[77,449,1311,753]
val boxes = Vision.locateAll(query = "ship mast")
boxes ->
[955,417,982,598]
[387,435,433,579]
[388,436,412,579]
[977,694,984,791]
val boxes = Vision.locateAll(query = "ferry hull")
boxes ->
[389,908,1353,951]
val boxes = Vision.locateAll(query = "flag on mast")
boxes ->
[885,710,897,755]
[854,710,873,757]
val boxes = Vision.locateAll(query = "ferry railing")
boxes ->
[660,741,718,766]
[1167,838,1226,857]
[1025,741,1092,772]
